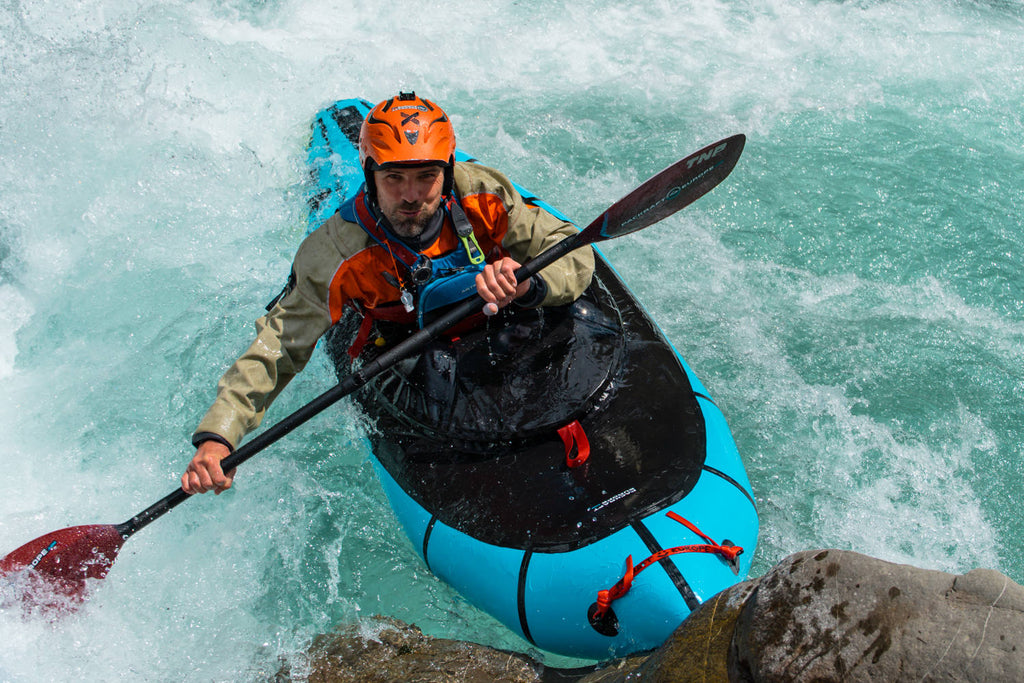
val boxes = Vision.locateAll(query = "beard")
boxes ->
[381,201,436,238]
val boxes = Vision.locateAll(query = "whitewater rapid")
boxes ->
[2,0,1022,679]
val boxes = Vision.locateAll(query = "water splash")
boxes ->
[2,0,1022,679]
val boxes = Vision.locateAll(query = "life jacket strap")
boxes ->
[352,191,422,270]
[449,200,486,265]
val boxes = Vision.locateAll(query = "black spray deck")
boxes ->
[327,256,710,552]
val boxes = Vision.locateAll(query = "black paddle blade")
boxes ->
[589,134,746,240]
[0,524,124,612]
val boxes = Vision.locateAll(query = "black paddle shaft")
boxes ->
[115,134,745,539]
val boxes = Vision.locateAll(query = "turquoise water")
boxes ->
[2,0,1022,678]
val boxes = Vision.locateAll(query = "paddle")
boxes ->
[0,133,745,611]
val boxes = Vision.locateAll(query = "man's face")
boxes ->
[373,164,446,238]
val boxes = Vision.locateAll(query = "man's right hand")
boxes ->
[181,440,236,495]
[477,256,530,316]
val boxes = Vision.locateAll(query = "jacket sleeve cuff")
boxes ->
[191,432,235,451]
[513,276,548,309]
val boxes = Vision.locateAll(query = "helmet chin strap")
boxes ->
[362,159,379,206]
[442,159,454,197]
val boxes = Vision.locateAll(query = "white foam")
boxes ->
[2,0,1023,678]
[0,286,32,380]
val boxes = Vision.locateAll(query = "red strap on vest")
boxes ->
[354,190,464,270]
[592,512,743,620]
[348,315,375,361]
[557,420,590,467]
[347,304,416,361]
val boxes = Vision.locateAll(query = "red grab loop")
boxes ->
[596,555,634,616]
[557,420,590,468]
[590,512,743,621]
[665,512,743,563]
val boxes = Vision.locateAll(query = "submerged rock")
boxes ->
[298,616,647,683]
[297,551,1024,682]
[303,617,542,682]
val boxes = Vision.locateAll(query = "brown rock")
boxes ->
[628,579,759,682]
[305,616,542,682]
[290,551,1024,682]
[730,549,1024,682]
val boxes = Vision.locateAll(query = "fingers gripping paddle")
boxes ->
[0,134,745,610]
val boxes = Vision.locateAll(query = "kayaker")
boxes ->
[181,92,595,495]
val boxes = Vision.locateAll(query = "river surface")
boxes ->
[1,0,1022,679]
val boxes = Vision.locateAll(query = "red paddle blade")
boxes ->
[1,524,124,611]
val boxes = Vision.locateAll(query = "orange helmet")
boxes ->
[359,92,455,172]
